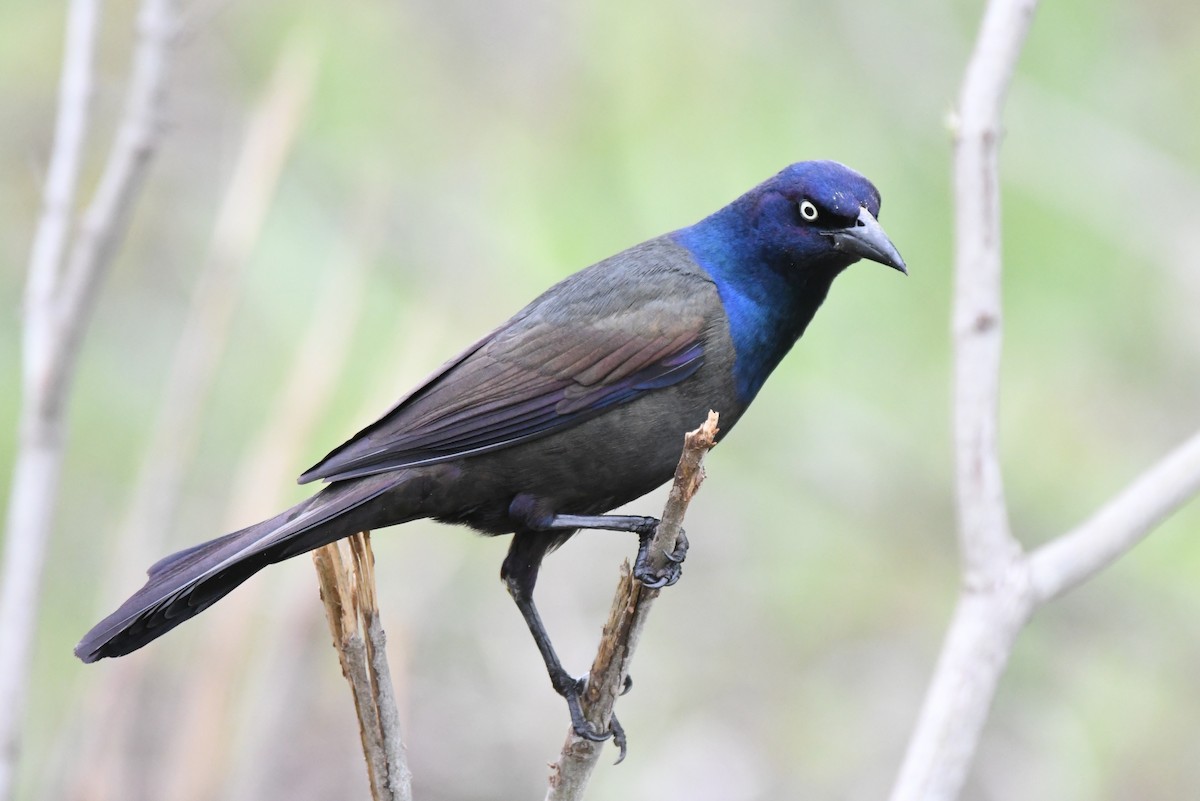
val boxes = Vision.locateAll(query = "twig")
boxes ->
[1029,427,1200,602]
[545,411,719,801]
[890,0,1200,799]
[23,0,98,378]
[0,2,174,798]
[53,0,175,394]
[314,533,413,801]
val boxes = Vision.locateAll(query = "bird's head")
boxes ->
[673,161,907,400]
[737,160,906,276]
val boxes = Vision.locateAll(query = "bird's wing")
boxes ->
[299,256,712,484]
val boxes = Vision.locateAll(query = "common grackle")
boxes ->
[77,160,905,751]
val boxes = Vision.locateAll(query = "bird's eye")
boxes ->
[798,199,819,222]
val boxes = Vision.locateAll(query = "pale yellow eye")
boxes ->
[798,199,819,222]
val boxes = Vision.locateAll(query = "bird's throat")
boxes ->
[671,228,838,402]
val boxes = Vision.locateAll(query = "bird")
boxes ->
[76,159,905,753]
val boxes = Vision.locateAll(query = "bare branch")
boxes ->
[546,411,719,801]
[889,577,1033,801]
[889,0,1200,785]
[52,0,178,409]
[1030,428,1200,602]
[949,0,1039,579]
[22,0,98,389]
[314,533,413,801]
[0,2,175,798]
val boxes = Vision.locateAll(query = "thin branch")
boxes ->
[892,0,1200,798]
[0,2,174,799]
[949,0,1038,579]
[314,534,413,801]
[546,411,719,801]
[22,0,98,388]
[52,0,178,409]
[888,573,1033,801]
[1029,427,1200,602]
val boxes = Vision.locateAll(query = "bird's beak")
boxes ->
[827,207,907,274]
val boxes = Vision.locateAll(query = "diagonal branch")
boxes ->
[545,411,719,801]
[51,0,178,409]
[1029,427,1200,602]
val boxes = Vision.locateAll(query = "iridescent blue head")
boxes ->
[751,160,905,274]
[673,160,905,400]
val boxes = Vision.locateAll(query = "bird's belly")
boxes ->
[438,380,739,534]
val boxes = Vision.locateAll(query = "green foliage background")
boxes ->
[2,0,1199,799]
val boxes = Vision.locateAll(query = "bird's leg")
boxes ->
[504,576,630,759]
[545,514,688,589]
[501,531,627,758]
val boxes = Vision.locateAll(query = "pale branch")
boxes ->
[53,0,178,406]
[1029,427,1200,603]
[888,575,1034,801]
[949,0,1039,578]
[0,2,174,799]
[349,535,411,793]
[314,534,413,801]
[22,0,98,388]
[890,0,1200,799]
[545,411,719,801]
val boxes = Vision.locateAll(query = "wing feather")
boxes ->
[298,242,715,484]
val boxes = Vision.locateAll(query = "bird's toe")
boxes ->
[663,528,689,563]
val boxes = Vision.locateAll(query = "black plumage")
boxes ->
[77,161,905,747]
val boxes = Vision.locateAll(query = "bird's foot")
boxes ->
[632,526,688,589]
[551,672,629,762]
[663,528,689,563]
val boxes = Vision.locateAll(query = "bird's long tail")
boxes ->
[75,473,411,663]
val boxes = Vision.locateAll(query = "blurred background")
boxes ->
[3,0,1200,799]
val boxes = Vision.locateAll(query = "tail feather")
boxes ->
[75,475,406,663]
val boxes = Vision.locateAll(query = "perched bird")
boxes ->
[77,160,905,750]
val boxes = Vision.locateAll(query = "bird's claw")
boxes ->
[632,525,687,588]
[557,672,629,761]
[662,528,689,563]
[610,715,629,764]
[573,718,612,743]
[633,563,681,588]
[576,672,632,697]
